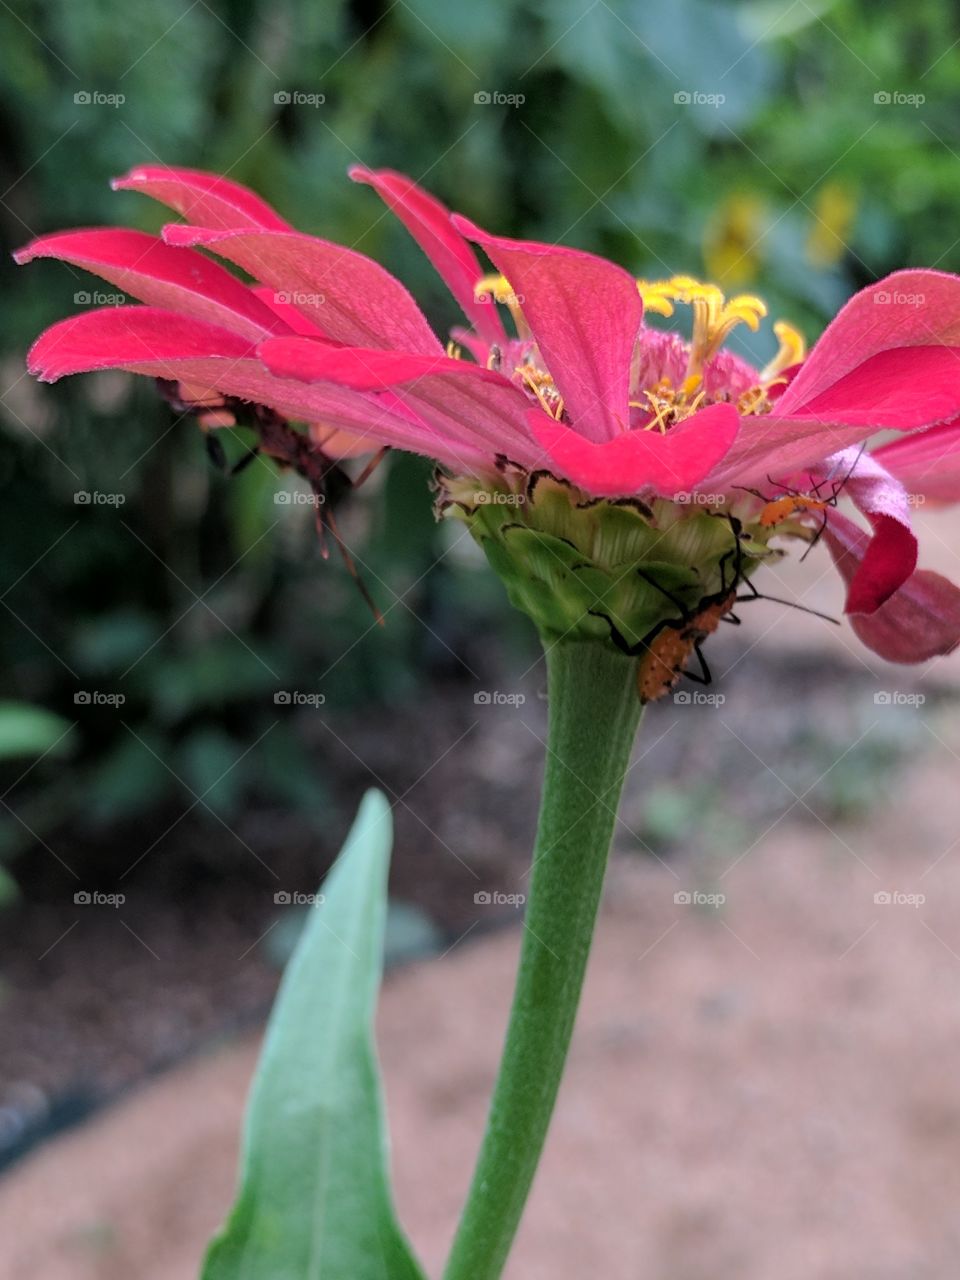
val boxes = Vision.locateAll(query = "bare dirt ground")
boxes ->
[4,737,960,1280]
[3,506,960,1279]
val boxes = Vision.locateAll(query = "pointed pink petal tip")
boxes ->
[529,403,740,498]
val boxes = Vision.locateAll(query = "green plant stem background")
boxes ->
[444,640,643,1280]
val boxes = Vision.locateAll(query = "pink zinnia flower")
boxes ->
[16,165,960,663]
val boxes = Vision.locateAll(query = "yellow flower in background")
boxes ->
[702,193,766,286]
[807,181,858,268]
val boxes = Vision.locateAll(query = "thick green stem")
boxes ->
[443,640,643,1280]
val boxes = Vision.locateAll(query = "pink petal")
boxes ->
[27,308,492,475]
[349,167,505,346]
[821,447,917,613]
[824,513,960,662]
[15,228,289,341]
[452,215,642,444]
[778,268,960,413]
[872,419,960,504]
[789,345,960,428]
[257,336,476,389]
[111,165,291,231]
[258,335,537,459]
[250,285,330,337]
[162,224,442,355]
[28,307,256,378]
[529,402,740,498]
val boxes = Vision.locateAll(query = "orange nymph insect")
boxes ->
[756,493,829,528]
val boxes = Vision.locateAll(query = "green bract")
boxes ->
[440,469,780,650]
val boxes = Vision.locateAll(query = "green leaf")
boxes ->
[0,703,74,761]
[201,790,425,1280]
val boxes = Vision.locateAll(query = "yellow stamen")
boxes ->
[516,361,564,420]
[445,340,462,359]
[634,275,769,381]
[761,320,806,382]
[475,274,529,338]
[636,280,676,317]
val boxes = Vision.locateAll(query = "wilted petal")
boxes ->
[453,215,642,444]
[529,402,740,497]
[825,513,960,662]
[821,448,917,613]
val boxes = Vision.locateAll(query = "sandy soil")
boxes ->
[4,733,960,1280]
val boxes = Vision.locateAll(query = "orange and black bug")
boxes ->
[595,514,839,703]
[590,516,746,703]
[734,445,865,560]
[635,588,737,703]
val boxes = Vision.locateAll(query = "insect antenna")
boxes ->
[737,574,839,624]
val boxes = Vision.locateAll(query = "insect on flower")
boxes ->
[14,165,960,668]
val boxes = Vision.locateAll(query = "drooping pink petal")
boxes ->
[27,308,492,475]
[258,335,538,459]
[529,403,740,497]
[111,165,291,231]
[778,269,960,413]
[162,224,443,355]
[452,215,643,444]
[817,447,918,613]
[872,419,960,504]
[824,513,960,662]
[349,167,506,347]
[14,229,290,341]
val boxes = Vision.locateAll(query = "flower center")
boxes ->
[473,271,806,434]
[636,275,768,381]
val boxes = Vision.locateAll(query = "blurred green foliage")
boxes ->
[1,0,957,874]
